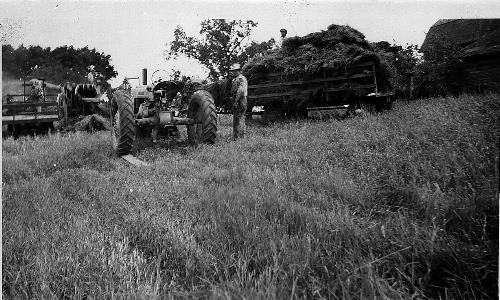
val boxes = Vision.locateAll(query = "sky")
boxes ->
[1,0,500,87]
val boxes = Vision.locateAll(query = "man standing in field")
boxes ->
[230,63,248,140]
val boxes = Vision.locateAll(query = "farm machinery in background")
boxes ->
[2,68,218,153]
[57,72,111,123]
[110,69,217,155]
[2,72,112,136]
[2,78,61,135]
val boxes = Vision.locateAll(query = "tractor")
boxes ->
[110,69,217,155]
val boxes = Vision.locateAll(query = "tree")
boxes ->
[412,39,466,98]
[167,19,257,81]
[373,41,420,99]
[373,39,469,99]
[2,44,117,86]
[237,38,276,66]
[169,69,182,81]
[2,44,16,78]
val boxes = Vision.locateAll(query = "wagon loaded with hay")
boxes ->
[242,24,394,119]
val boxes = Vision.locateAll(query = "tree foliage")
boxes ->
[412,40,467,98]
[237,38,276,66]
[167,19,257,81]
[373,41,420,99]
[373,39,470,99]
[2,44,117,86]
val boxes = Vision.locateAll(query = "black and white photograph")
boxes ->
[1,0,499,298]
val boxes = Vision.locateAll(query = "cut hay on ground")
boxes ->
[66,114,111,133]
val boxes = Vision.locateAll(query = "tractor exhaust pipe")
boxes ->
[142,68,147,85]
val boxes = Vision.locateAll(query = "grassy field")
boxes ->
[2,94,499,299]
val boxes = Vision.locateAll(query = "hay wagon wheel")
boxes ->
[262,102,285,123]
[110,90,135,155]
[374,95,393,112]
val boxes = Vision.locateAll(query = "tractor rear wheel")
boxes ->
[111,90,135,155]
[187,90,217,144]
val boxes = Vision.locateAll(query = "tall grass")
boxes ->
[2,94,498,299]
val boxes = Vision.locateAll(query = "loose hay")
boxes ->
[242,24,394,92]
[67,114,111,132]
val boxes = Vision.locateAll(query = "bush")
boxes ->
[373,42,420,99]
[412,40,467,98]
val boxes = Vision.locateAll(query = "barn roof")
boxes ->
[421,19,500,57]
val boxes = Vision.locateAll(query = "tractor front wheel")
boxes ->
[111,90,135,155]
[187,90,217,144]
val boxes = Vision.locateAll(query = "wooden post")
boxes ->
[323,69,330,103]
[410,76,414,99]
[63,97,68,123]
[372,63,378,95]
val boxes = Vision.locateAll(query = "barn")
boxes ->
[421,19,500,92]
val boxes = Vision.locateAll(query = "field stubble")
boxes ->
[2,94,499,299]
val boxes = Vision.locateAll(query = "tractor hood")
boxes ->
[131,85,154,99]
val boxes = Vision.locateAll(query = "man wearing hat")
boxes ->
[229,63,248,140]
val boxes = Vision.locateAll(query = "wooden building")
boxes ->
[421,19,500,92]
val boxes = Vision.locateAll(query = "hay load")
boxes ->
[242,24,394,92]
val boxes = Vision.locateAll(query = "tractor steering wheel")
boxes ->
[151,69,169,86]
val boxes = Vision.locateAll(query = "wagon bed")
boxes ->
[247,61,392,117]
